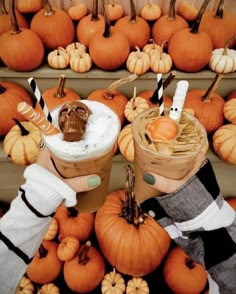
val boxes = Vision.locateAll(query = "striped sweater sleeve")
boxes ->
[141,159,236,293]
[0,163,77,294]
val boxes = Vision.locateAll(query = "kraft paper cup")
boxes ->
[132,107,207,204]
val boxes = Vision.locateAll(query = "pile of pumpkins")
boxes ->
[0,0,236,74]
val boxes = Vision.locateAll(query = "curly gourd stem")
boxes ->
[13,118,30,136]
[91,0,99,21]
[105,74,138,98]
[78,241,91,265]
[9,0,21,34]
[223,35,236,55]
[215,0,225,19]
[102,0,111,38]
[190,0,210,34]
[41,0,55,16]
[129,0,137,23]
[168,0,176,20]
[202,74,223,102]
[54,74,66,98]
[0,0,7,15]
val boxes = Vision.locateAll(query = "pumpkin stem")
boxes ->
[9,0,21,34]
[13,118,30,136]
[105,74,138,98]
[129,0,137,22]
[202,74,223,102]
[67,206,79,218]
[185,257,196,269]
[54,74,66,98]
[0,0,7,15]
[38,243,48,259]
[223,35,236,55]
[78,241,91,265]
[215,0,225,19]
[168,0,176,20]
[131,87,137,109]
[119,165,147,226]
[102,0,111,38]
[190,0,210,34]
[41,0,55,16]
[91,0,99,21]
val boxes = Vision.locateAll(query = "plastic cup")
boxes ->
[43,100,121,212]
[132,107,207,203]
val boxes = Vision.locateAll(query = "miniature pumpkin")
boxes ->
[63,241,106,293]
[87,74,137,126]
[151,0,188,47]
[140,0,161,22]
[143,40,161,57]
[27,240,63,284]
[184,74,225,133]
[76,0,104,47]
[95,165,171,277]
[0,0,44,72]
[0,81,33,136]
[126,277,149,294]
[47,47,70,69]
[114,0,150,50]
[89,0,130,71]
[66,42,86,56]
[70,51,92,73]
[168,0,213,72]
[150,41,172,74]
[212,124,236,165]
[68,2,88,21]
[118,124,134,162]
[44,218,58,241]
[177,0,198,22]
[106,1,124,22]
[38,283,60,294]
[55,205,94,241]
[16,276,34,294]
[57,235,80,261]
[209,35,236,74]
[30,0,75,50]
[126,46,150,75]
[16,0,41,13]
[163,246,208,294]
[3,119,41,166]
[124,87,149,122]
[223,98,236,124]
[35,75,80,114]
[101,268,126,294]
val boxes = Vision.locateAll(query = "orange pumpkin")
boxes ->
[35,75,80,114]
[26,240,63,284]
[163,246,208,294]
[57,235,80,261]
[63,241,106,293]
[55,205,94,241]
[106,2,124,22]
[168,0,213,72]
[151,0,189,48]
[0,81,33,136]
[30,0,75,50]
[114,0,150,50]
[16,0,42,13]
[87,75,137,126]
[184,74,225,133]
[0,0,44,72]
[177,0,198,22]
[95,165,171,277]
[76,0,104,47]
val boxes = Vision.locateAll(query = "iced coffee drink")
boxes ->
[132,81,207,203]
[42,100,120,212]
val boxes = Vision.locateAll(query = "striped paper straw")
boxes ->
[28,77,53,123]
[157,73,164,116]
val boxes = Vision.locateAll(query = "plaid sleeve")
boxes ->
[141,159,236,293]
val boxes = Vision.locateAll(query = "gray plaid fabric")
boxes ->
[141,160,236,294]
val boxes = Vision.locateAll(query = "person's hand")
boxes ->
[143,151,206,195]
[36,147,101,193]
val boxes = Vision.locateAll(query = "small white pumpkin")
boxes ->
[101,268,126,294]
[223,98,236,124]
[66,42,87,56]
[118,124,134,162]
[70,52,92,73]
[150,41,172,74]
[126,277,149,294]
[126,47,150,75]
[47,47,70,69]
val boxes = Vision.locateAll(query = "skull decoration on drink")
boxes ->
[58,101,91,142]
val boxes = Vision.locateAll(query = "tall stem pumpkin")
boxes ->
[168,0,213,72]
[95,165,171,277]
